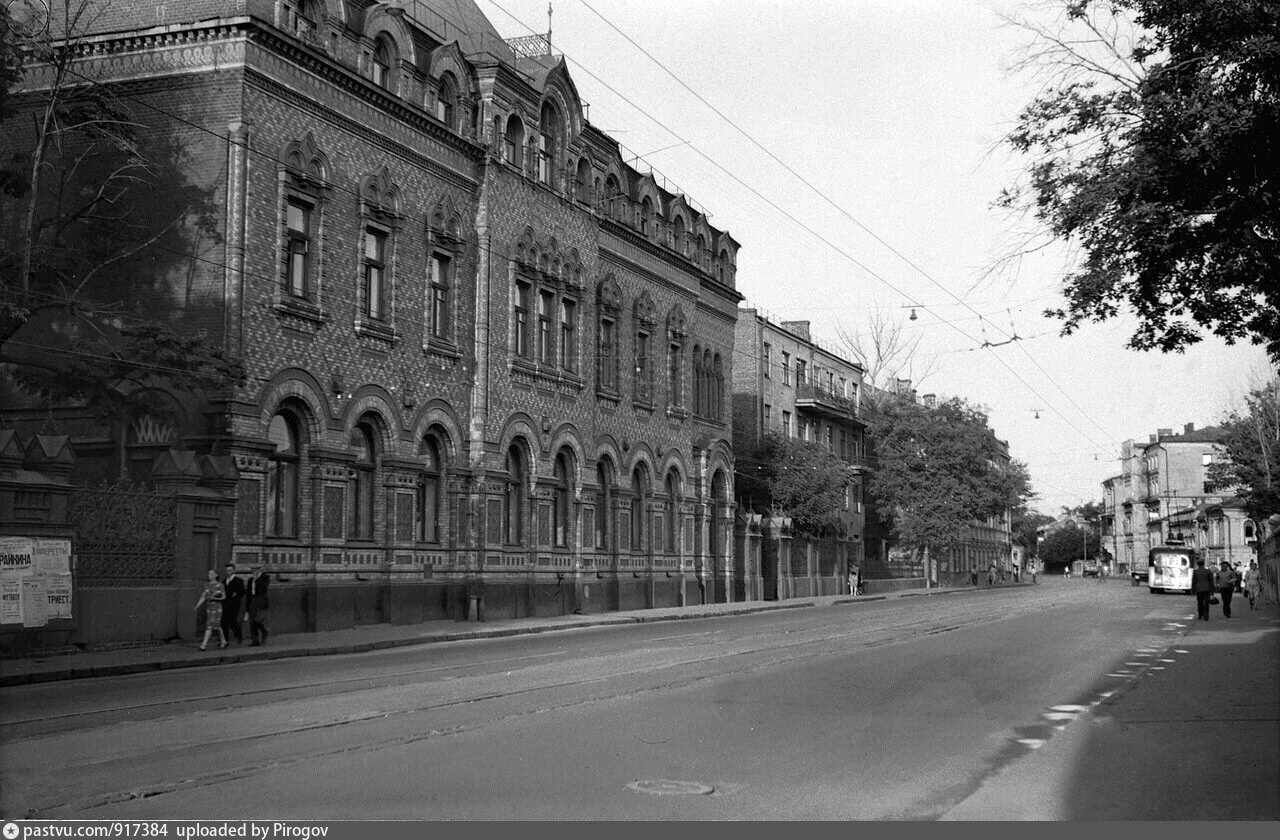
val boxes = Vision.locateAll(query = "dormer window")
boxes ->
[435,74,457,129]
[538,101,559,187]
[640,197,653,237]
[371,38,393,89]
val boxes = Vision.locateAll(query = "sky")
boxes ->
[482,0,1276,515]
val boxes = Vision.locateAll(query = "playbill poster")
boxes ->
[0,536,72,626]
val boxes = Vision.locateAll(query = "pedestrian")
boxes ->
[970,569,978,586]
[1242,561,1260,610]
[848,568,857,596]
[988,563,996,586]
[1191,559,1215,622]
[221,562,245,645]
[245,563,271,645]
[1215,560,1236,619]
[194,568,227,651]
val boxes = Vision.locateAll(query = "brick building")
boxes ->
[731,309,866,599]
[4,0,741,638]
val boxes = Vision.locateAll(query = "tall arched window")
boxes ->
[664,470,680,554]
[696,343,706,417]
[504,443,526,545]
[640,197,653,237]
[575,158,592,203]
[604,174,621,219]
[417,436,442,543]
[595,460,612,549]
[370,37,394,90]
[553,451,571,548]
[538,101,559,186]
[267,412,300,537]
[349,421,377,540]
[630,465,649,553]
[435,73,457,128]
[673,216,686,256]
[503,115,524,168]
[712,352,724,420]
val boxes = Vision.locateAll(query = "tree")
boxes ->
[1012,506,1055,559]
[1037,522,1101,571]
[734,432,855,534]
[832,307,938,404]
[999,0,1280,362]
[865,394,1033,554]
[0,0,242,423]
[1206,375,1280,521]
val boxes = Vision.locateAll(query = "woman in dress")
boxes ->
[194,568,227,650]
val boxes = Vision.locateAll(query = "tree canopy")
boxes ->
[0,0,243,422]
[1001,0,1280,361]
[734,432,856,534]
[1205,375,1280,521]
[1037,522,1102,571]
[865,395,1033,552]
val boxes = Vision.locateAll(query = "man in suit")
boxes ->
[245,563,270,645]
[220,562,246,644]
[1191,559,1215,621]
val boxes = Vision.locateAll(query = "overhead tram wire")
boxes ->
[41,16,1111,457]
[487,0,1119,455]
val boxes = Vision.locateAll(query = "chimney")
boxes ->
[922,393,936,408]
[1158,428,1172,439]
[1149,434,1157,443]
[1184,422,1195,434]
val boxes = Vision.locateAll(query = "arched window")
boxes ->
[553,451,571,548]
[575,158,592,203]
[417,436,442,543]
[604,174,621,219]
[538,101,559,186]
[435,73,457,129]
[285,0,319,41]
[267,412,300,538]
[504,443,526,545]
[696,343,706,417]
[370,37,394,90]
[595,460,612,550]
[712,352,724,420]
[664,470,680,554]
[718,248,730,284]
[503,115,524,167]
[630,465,649,553]
[696,234,707,268]
[349,421,377,540]
[673,216,686,256]
[640,197,653,237]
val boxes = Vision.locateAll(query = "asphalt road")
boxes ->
[1,579,1275,820]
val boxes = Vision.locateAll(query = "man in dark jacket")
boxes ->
[1191,559,1215,621]
[245,564,270,645]
[220,563,246,644]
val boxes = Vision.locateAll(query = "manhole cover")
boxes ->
[628,779,715,796]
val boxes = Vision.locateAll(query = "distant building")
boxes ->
[731,310,866,599]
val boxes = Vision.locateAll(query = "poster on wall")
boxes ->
[45,575,72,620]
[21,576,47,627]
[0,536,34,578]
[33,538,71,576]
[1,579,22,624]
[0,536,74,626]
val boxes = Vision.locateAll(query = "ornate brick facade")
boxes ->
[8,0,742,633]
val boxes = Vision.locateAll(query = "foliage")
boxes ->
[1012,506,1055,556]
[0,0,243,420]
[1000,0,1280,361]
[1205,375,1280,521]
[734,432,856,534]
[1037,522,1102,570]
[865,395,1033,552]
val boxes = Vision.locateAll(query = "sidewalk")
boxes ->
[2,586,984,687]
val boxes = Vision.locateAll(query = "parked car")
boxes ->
[1082,561,1101,578]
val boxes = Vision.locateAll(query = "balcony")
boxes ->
[795,383,860,422]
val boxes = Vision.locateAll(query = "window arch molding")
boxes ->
[278,134,332,312]
[426,196,465,348]
[362,10,415,94]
